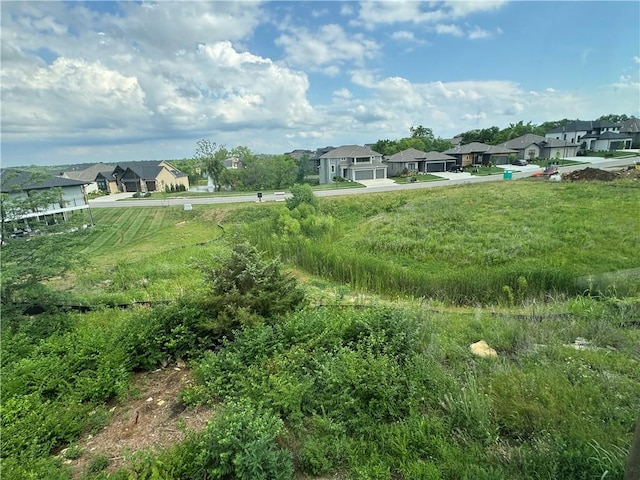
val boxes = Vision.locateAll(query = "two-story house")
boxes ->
[318,145,387,184]
[1,168,91,230]
[545,120,632,151]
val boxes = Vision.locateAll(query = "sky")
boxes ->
[1,1,639,167]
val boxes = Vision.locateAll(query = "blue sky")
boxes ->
[1,1,638,167]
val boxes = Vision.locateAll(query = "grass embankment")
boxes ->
[2,177,639,479]
[242,179,640,303]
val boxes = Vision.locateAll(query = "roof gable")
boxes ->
[1,168,88,193]
[320,145,381,159]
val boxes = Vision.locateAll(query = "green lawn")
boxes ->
[392,174,445,183]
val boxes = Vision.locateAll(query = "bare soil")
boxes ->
[66,367,212,479]
[562,166,640,182]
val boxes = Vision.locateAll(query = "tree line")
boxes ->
[174,113,634,190]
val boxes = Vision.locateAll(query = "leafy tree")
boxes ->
[294,153,312,183]
[286,183,318,212]
[269,155,297,189]
[1,231,86,318]
[194,139,229,192]
[409,125,435,140]
[231,154,297,191]
[459,126,501,144]
[203,241,307,333]
[598,114,629,124]
[372,139,398,156]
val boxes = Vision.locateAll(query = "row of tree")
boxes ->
[174,140,311,192]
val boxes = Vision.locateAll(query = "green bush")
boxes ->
[201,240,307,334]
[138,400,294,480]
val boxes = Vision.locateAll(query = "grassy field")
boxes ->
[242,178,640,303]
[2,176,639,480]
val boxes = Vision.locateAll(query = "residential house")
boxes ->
[621,117,640,148]
[310,146,336,172]
[111,161,189,193]
[1,168,91,229]
[223,156,242,169]
[580,131,633,152]
[60,162,113,193]
[385,148,457,175]
[443,142,516,166]
[318,145,386,184]
[95,170,119,194]
[545,120,632,151]
[498,134,578,161]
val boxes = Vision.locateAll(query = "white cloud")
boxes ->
[468,27,492,40]
[391,30,416,41]
[276,24,379,72]
[633,56,640,64]
[354,0,508,27]
[436,24,464,37]
[1,57,150,139]
[333,88,352,99]
[340,4,354,16]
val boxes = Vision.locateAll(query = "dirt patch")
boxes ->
[202,208,230,224]
[562,167,617,181]
[616,165,640,180]
[66,367,212,479]
[562,166,640,182]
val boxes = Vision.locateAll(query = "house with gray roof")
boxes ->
[621,117,640,147]
[61,162,113,193]
[1,168,91,229]
[111,161,189,193]
[443,142,516,166]
[544,120,632,151]
[318,145,386,184]
[385,148,457,175]
[498,134,578,161]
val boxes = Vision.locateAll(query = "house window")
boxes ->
[330,164,335,174]
[407,162,416,171]
[355,157,371,164]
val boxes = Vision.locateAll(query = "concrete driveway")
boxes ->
[90,192,137,202]
[358,178,398,187]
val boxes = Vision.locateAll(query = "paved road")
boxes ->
[89,156,639,208]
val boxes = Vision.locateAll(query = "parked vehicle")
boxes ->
[447,164,463,173]
[513,159,528,166]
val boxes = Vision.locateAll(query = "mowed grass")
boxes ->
[72,206,230,303]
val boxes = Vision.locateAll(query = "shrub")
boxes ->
[202,240,307,334]
[286,183,318,212]
[151,400,293,480]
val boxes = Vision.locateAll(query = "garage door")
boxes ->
[376,168,386,178]
[354,170,374,180]
[427,162,445,172]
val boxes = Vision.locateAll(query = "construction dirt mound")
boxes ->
[562,166,640,182]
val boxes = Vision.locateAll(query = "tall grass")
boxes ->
[241,180,640,304]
